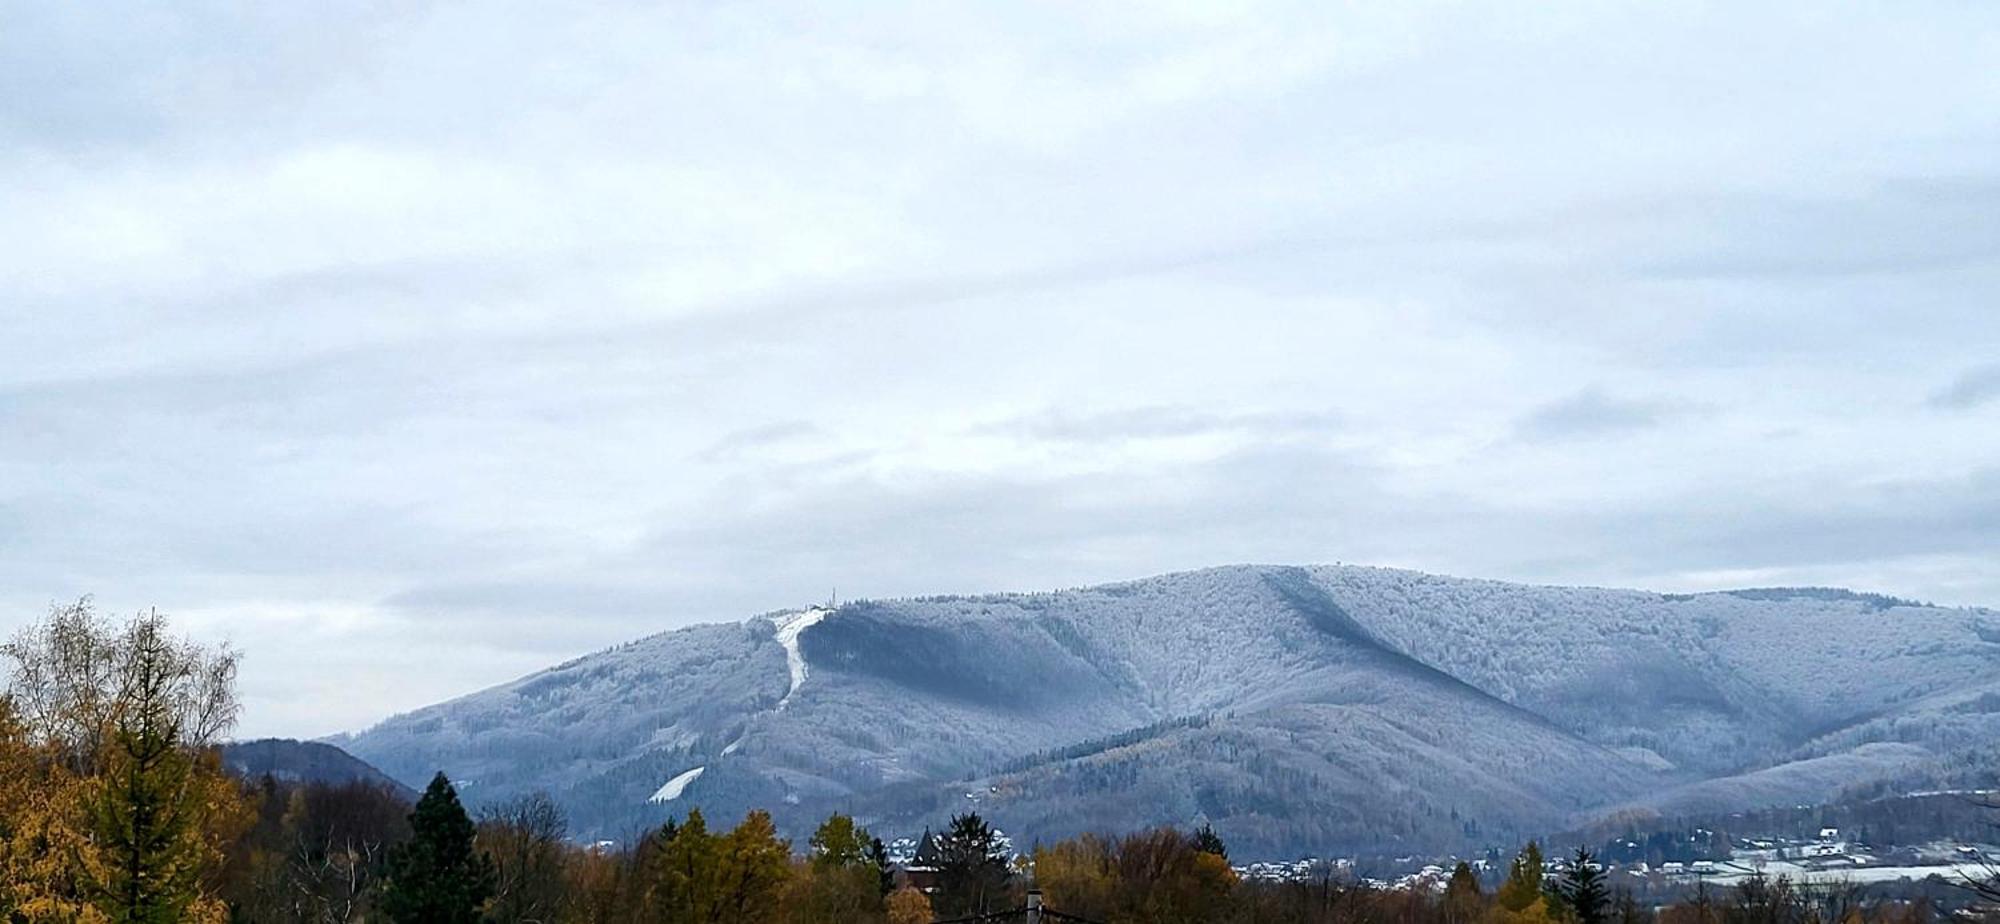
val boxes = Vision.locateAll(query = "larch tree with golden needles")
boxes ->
[1494,842,1559,924]
[3,600,248,924]
[714,810,793,924]
[789,813,887,924]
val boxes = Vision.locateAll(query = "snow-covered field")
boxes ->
[1698,861,1993,887]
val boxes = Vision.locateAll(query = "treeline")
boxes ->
[2,602,1994,923]
[1586,829,1732,867]
[222,768,979,922]
[205,777,1983,924]
[996,714,1212,774]
[1438,845,1946,924]
[1583,794,2000,861]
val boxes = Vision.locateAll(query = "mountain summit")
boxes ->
[334,565,2000,857]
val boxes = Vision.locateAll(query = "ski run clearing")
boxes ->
[649,766,705,803]
[770,607,828,711]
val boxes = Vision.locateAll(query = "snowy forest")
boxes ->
[334,565,2000,858]
[4,602,1998,924]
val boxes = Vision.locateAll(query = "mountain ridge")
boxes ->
[333,563,2000,858]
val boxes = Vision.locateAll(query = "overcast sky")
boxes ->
[4,3,1998,738]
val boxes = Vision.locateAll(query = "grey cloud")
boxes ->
[1930,364,2000,410]
[1550,469,2000,579]
[986,405,1343,443]
[1513,389,1685,441]
[629,442,1409,606]
[427,444,2000,640]
[1628,180,2000,282]
[696,421,826,462]
[377,579,706,656]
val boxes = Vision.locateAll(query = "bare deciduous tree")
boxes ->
[480,792,571,924]
[2,597,239,771]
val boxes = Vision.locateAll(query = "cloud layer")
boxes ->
[4,2,1998,737]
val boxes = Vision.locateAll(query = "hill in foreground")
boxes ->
[223,738,415,799]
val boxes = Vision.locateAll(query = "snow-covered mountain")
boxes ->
[332,565,2000,857]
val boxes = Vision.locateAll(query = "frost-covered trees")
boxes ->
[339,565,2000,857]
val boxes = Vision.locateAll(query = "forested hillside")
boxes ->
[336,565,2000,858]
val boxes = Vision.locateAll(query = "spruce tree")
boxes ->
[934,813,1010,917]
[1191,823,1229,862]
[867,835,896,896]
[380,772,495,924]
[1560,847,1610,924]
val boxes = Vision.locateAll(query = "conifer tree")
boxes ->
[1498,842,1546,913]
[5,604,248,923]
[1560,847,1610,924]
[795,813,887,922]
[379,772,494,924]
[643,808,792,924]
[87,692,202,922]
[1191,823,1229,862]
[648,807,717,920]
[935,813,1010,918]
[715,810,791,923]
[1444,860,1484,924]
[808,813,872,870]
[78,612,245,923]
[866,834,895,897]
